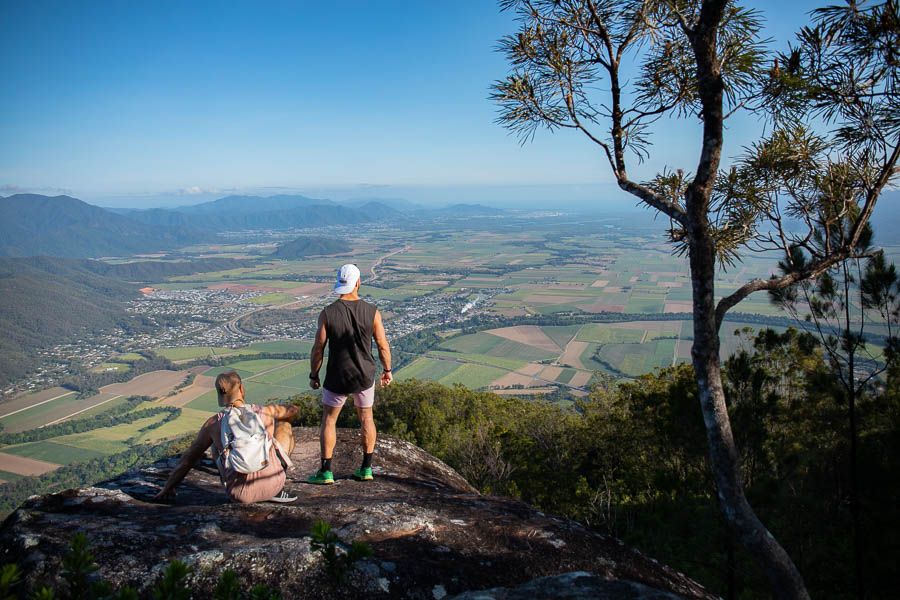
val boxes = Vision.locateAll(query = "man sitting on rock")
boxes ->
[154,370,298,503]
[307,263,393,484]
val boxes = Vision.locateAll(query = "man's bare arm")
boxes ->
[154,420,214,500]
[373,309,392,386]
[309,311,327,390]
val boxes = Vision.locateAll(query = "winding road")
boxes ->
[370,245,411,281]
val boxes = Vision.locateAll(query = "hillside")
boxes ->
[272,236,349,258]
[0,195,201,258]
[0,428,712,599]
[125,194,378,230]
[0,257,137,384]
[86,257,258,282]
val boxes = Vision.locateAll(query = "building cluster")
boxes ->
[2,282,505,401]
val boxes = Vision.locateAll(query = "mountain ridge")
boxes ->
[0,195,201,258]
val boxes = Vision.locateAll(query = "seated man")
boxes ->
[154,370,298,504]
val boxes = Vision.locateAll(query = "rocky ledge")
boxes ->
[0,428,713,599]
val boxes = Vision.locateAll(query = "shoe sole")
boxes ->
[307,479,334,485]
[354,473,374,481]
[267,496,298,503]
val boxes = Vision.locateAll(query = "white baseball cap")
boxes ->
[333,263,361,294]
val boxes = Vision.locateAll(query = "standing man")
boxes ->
[308,263,392,484]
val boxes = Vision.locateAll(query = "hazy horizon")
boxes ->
[2,0,825,207]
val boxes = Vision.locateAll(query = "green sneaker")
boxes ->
[307,470,334,485]
[354,467,374,481]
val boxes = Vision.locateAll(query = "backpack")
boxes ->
[217,405,273,476]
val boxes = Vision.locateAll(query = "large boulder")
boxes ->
[0,428,714,598]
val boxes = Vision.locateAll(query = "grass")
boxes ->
[251,361,306,384]
[157,346,255,361]
[133,408,212,444]
[428,351,526,372]
[75,395,136,420]
[654,338,678,367]
[556,368,577,384]
[576,324,645,344]
[625,296,666,313]
[440,332,503,355]
[248,340,312,354]
[0,393,81,434]
[201,367,256,380]
[436,363,508,389]
[186,390,220,413]
[2,441,107,464]
[440,333,558,362]
[541,325,582,349]
[214,359,294,374]
[158,341,311,362]
[248,292,297,305]
[0,470,24,481]
[396,358,462,381]
[596,342,668,377]
[113,353,145,363]
[579,343,608,372]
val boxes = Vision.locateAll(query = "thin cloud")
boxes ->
[1,184,73,195]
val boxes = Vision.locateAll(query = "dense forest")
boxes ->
[0,257,138,384]
[272,236,349,259]
[289,327,899,598]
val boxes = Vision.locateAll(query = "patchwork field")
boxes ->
[391,319,766,396]
[4,214,862,490]
[0,452,61,476]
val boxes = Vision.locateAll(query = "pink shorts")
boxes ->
[322,385,375,408]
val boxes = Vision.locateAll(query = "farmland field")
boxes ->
[5,210,877,493]
[2,441,107,464]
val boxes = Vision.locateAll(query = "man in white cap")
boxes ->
[307,263,392,484]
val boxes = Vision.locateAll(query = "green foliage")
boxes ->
[272,236,347,259]
[213,570,240,600]
[309,520,373,582]
[152,560,191,600]
[61,534,98,599]
[366,362,899,597]
[0,564,21,600]
[247,585,281,600]
[3,547,281,599]
[0,256,138,385]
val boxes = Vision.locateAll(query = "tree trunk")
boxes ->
[689,233,810,600]
[848,384,863,599]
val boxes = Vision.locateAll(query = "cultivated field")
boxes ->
[0,452,60,476]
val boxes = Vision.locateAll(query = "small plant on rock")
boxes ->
[151,560,191,600]
[309,520,373,582]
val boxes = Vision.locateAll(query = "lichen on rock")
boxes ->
[0,427,714,598]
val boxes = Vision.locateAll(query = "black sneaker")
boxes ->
[267,489,297,503]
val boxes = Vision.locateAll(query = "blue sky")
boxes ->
[0,0,827,208]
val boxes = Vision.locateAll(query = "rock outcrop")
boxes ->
[0,428,713,598]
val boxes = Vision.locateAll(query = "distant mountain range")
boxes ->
[0,193,505,259]
[0,195,202,258]
[119,193,405,231]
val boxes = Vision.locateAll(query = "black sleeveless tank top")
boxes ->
[323,299,377,394]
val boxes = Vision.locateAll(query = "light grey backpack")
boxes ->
[217,405,272,476]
